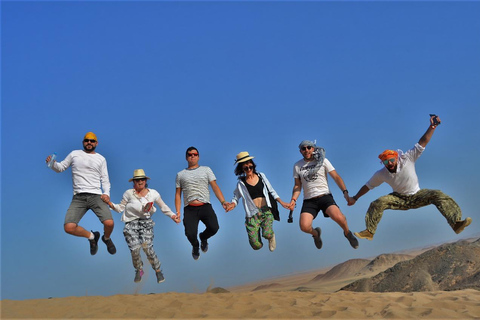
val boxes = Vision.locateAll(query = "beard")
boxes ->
[84,144,96,153]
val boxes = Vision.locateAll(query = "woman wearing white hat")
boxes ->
[106,169,180,283]
[226,152,290,251]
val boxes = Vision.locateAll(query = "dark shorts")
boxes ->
[301,194,338,219]
[65,193,113,225]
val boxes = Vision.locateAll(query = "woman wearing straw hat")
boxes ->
[105,169,180,283]
[226,152,290,251]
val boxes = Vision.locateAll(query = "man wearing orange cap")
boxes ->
[349,115,471,240]
[46,132,116,256]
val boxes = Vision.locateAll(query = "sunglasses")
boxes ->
[300,146,313,151]
[83,139,97,143]
[243,165,254,171]
[133,178,146,182]
[382,158,395,165]
[187,152,199,157]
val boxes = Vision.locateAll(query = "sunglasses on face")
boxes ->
[243,165,254,171]
[83,139,97,143]
[382,158,395,165]
[187,153,199,157]
[301,146,313,151]
[134,178,146,182]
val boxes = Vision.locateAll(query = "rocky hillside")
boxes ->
[340,239,480,292]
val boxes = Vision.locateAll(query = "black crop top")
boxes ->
[244,176,265,200]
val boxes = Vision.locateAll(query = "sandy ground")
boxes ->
[2,289,480,319]
[3,242,480,319]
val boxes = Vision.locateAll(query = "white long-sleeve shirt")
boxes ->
[111,188,175,222]
[230,172,279,218]
[51,150,111,196]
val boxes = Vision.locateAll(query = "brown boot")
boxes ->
[354,229,374,240]
[453,217,472,234]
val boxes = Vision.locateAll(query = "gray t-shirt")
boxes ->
[176,166,216,206]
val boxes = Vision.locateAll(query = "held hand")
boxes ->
[280,201,291,210]
[101,194,110,203]
[222,201,229,210]
[288,200,296,211]
[347,197,357,206]
[225,203,235,212]
[172,214,181,224]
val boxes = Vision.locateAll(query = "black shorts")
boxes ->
[301,194,338,219]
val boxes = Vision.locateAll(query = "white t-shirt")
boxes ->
[293,158,335,199]
[52,150,110,196]
[111,188,175,223]
[366,143,425,195]
[176,166,216,206]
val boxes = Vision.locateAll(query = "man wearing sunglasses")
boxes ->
[288,140,359,250]
[349,115,472,240]
[46,132,116,256]
[175,146,229,260]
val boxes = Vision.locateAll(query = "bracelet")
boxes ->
[291,198,297,202]
[221,200,226,205]
[343,190,348,194]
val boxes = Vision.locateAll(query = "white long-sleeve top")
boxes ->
[51,150,111,196]
[230,172,279,218]
[111,188,175,222]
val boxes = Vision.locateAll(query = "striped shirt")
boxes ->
[176,166,216,206]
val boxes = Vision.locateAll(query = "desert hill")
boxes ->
[340,238,480,292]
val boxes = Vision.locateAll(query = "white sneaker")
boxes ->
[268,234,276,252]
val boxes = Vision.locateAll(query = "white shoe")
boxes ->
[268,234,276,252]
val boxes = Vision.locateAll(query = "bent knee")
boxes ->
[102,219,114,228]
[64,223,77,234]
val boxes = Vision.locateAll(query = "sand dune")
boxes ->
[2,290,479,319]
[3,238,480,319]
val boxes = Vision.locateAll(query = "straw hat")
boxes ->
[128,169,151,182]
[234,151,254,165]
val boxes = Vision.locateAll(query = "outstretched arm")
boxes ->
[288,178,302,210]
[348,185,370,206]
[210,180,228,210]
[418,115,441,148]
[328,170,350,202]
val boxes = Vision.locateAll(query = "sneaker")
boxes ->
[192,247,200,260]
[345,230,359,249]
[453,217,472,234]
[200,240,209,253]
[89,231,100,255]
[268,234,276,252]
[134,269,144,283]
[312,227,322,249]
[102,235,117,255]
[156,270,165,283]
[354,229,374,241]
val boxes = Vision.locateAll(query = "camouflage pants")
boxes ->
[365,189,462,234]
[123,219,160,271]
[245,207,274,250]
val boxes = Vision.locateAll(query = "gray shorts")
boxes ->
[65,193,113,225]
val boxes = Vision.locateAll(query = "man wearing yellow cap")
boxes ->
[349,115,471,240]
[45,132,116,256]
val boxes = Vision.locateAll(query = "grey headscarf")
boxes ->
[299,140,326,181]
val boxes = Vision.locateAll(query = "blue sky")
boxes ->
[2,1,479,300]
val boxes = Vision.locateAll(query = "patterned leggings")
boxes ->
[365,189,462,234]
[123,219,160,271]
[245,207,274,250]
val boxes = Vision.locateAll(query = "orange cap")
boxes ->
[84,132,98,141]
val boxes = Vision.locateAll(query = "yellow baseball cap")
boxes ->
[84,132,98,141]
